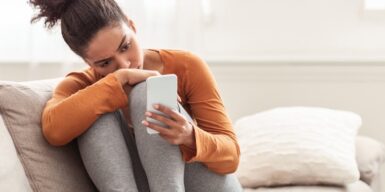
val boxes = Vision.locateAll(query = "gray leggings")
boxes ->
[77,82,242,192]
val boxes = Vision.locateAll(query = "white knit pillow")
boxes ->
[235,107,361,188]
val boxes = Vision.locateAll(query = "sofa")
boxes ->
[0,78,384,192]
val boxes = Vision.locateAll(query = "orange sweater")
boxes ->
[42,49,240,174]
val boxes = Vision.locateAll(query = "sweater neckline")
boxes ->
[148,49,174,75]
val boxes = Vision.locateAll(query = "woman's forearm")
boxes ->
[114,68,160,86]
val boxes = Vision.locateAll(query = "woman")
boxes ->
[29,0,242,191]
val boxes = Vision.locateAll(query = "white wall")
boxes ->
[3,0,385,62]
[199,0,385,61]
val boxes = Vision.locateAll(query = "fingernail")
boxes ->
[145,112,151,116]
[153,104,159,109]
[142,120,148,126]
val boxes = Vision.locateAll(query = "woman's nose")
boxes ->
[116,56,131,69]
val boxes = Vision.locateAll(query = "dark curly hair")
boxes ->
[29,0,128,57]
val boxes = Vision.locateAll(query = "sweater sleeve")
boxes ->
[178,52,240,174]
[42,72,128,146]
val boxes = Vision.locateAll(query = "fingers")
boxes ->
[141,119,189,145]
[142,104,194,145]
[152,104,184,122]
[141,119,173,136]
[144,111,179,128]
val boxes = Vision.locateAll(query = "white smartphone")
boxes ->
[146,74,178,134]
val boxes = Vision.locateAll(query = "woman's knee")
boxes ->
[129,81,147,108]
[128,82,147,125]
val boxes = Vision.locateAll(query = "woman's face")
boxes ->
[84,22,143,76]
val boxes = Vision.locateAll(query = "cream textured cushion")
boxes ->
[235,107,361,188]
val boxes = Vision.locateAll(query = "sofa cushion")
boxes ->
[0,79,96,191]
[0,115,32,192]
[243,180,372,192]
[235,107,360,188]
[355,135,385,190]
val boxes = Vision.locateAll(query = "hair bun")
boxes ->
[29,0,74,28]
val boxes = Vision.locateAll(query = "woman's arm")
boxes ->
[114,68,160,85]
[179,52,240,174]
[42,69,159,146]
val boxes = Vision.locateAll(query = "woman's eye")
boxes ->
[121,43,131,52]
[100,60,111,67]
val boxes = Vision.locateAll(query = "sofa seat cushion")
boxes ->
[244,180,372,192]
[355,136,385,186]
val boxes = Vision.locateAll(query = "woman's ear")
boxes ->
[126,15,137,33]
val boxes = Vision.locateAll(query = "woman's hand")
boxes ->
[118,69,159,126]
[142,104,196,148]
[114,68,160,85]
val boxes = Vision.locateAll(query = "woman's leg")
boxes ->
[129,81,242,192]
[129,82,185,192]
[176,107,243,192]
[184,163,243,192]
[77,112,141,192]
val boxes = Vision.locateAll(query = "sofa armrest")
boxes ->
[355,135,385,191]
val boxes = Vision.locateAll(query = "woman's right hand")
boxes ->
[116,69,159,127]
[114,68,160,86]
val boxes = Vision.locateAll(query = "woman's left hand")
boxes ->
[142,104,195,148]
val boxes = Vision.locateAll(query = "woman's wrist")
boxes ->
[113,69,129,85]
[183,122,196,149]
[113,68,158,85]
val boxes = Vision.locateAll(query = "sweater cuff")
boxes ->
[93,73,128,113]
[179,124,208,162]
